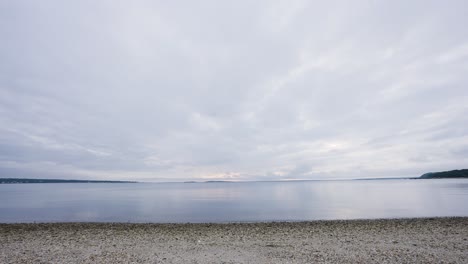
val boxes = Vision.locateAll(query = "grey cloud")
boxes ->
[0,1,467,181]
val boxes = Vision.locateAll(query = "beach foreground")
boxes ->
[1,218,467,263]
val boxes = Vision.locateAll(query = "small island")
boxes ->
[0,178,137,184]
[419,169,468,179]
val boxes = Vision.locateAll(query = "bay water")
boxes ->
[1,179,467,223]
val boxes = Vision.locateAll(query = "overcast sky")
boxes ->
[0,1,467,182]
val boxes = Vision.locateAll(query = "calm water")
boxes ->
[0,179,467,223]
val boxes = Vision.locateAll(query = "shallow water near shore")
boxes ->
[1,179,467,223]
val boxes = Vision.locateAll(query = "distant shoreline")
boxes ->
[0,178,137,184]
[419,169,468,179]
[1,168,467,184]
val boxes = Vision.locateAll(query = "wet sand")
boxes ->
[1,217,467,263]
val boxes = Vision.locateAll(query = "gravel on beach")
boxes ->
[1,217,467,263]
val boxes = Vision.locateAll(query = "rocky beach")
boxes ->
[1,217,467,263]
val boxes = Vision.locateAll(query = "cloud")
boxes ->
[0,1,467,181]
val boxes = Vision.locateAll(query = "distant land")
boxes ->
[1,169,467,184]
[358,169,468,180]
[419,169,468,179]
[0,178,137,184]
[183,180,234,184]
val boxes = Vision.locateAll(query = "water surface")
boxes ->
[1,179,467,223]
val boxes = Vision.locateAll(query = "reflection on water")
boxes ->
[1,179,467,223]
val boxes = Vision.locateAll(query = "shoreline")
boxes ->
[3,214,468,224]
[1,217,467,263]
